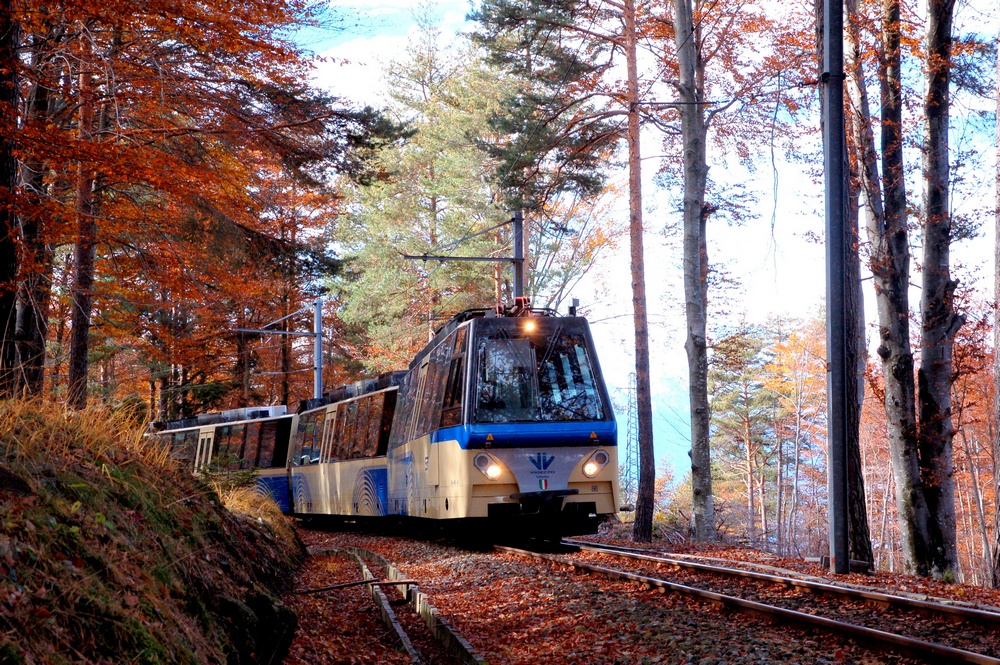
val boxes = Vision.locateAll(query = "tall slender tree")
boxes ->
[0,0,17,396]
[992,29,1000,589]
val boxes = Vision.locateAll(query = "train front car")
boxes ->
[387,309,620,537]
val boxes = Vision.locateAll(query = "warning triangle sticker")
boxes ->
[590,431,598,439]
[486,433,494,441]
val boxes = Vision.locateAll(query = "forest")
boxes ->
[0,0,998,587]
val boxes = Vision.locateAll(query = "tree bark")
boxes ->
[868,0,934,576]
[625,0,656,543]
[15,65,53,395]
[991,29,1000,589]
[0,0,18,396]
[917,0,960,577]
[675,0,716,542]
[67,60,97,410]
[842,0,874,566]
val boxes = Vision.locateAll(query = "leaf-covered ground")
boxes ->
[292,527,1000,665]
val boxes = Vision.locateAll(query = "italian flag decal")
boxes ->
[538,479,548,490]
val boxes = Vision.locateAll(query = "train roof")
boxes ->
[296,370,406,413]
[411,299,563,370]
[150,404,290,432]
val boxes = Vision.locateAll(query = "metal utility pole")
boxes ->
[234,297,324,402]
[402,212,527,302]
[822,0,850,574]
[513,210,525,298]
[313,299,323,399]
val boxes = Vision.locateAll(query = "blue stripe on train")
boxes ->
[354,468,388,516]
[430,420,617,449]
[256,474,291,514]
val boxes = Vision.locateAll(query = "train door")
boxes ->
[318,405,337,514]
[193,426,215,472]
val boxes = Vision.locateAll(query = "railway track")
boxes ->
[497,541,1000,665]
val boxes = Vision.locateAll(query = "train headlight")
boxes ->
[475,453,503,481]
[583,450,610,478]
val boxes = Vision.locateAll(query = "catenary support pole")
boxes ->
[822,0,850,574]
[513,210,524,299]
[313,298,323,400]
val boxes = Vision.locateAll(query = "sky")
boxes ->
[302,1,999,482]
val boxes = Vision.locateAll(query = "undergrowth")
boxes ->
[0,400,305,664]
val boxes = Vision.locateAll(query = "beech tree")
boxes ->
[993,29,1000,588]
[843,0,970,577]
[649,0,815,542]
[0,0,16,396]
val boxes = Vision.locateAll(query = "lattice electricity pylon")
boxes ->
[622,371,640,508]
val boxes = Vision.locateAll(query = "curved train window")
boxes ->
[388,369,417,449]
[377,390,397,455]
[213,424,246,469]
[243,422,262,468]
[170,430,198,463]
[473,319,606,423]
[439,327,467,428]
[476,338,538,422]
[258,421,277,467]
[294,412,323,464]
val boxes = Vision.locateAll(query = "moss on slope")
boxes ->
[0,401,304,664]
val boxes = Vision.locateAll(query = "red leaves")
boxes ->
[283,553,411,665]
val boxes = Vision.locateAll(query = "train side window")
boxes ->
[259,421,277,467]
[213,426,230,464]
[171,431,197,463]
[341,401,357,457]
[273,418,292,467]
[320,410,336,463]
[351,398,368,457]
[290,419,303,466]
[353,398,373,457]
[243,422,262,469]
[388,370,416,449]
[332,403,349,460]
[230,424,246,470]
[364,395,382,456]
[405,363,429,442]
[296,414,318,464]
[377,390,397,455]
[414,334,452,438]
[439,329,467,428]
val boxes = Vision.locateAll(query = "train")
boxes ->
[150,303,621,537]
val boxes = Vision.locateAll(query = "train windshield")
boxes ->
[472,318,607,423]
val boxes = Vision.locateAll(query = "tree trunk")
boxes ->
[15,72,53,395]
[992,29,1000,589]
[0,0,18,397]
[917,0,960,578]
[745,416,756,540]
[675,0,716,542]
[865,0,937,577]
[67,61,97,410]
[841,2,874,565]
[625,0,655,543]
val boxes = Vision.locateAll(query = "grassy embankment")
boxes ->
[0,401,304,664]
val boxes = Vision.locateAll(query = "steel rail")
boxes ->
[563,539,1000,626]
[498,545,1000,665]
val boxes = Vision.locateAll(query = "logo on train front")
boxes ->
[529,452,555,471]
[538,478,549,490]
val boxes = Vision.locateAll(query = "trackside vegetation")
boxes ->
[0,401,303,664]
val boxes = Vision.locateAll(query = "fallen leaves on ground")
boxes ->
[293,528,941,665]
